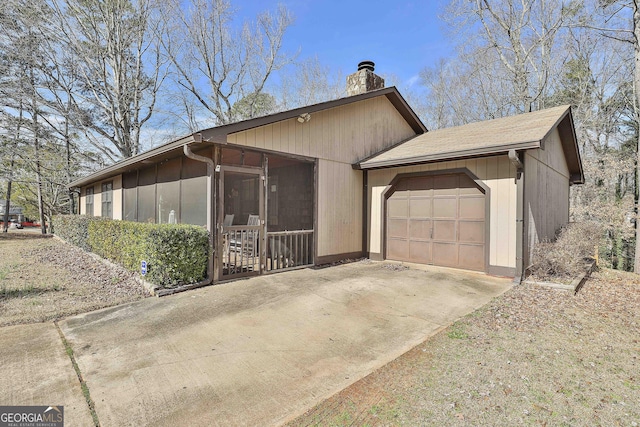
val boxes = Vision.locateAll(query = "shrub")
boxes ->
[55,216,209,288]
[529,221,603,281]
[53,215,106,251]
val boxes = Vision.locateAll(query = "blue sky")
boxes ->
[234,0,453,88]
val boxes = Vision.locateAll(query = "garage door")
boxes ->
[386,173,485,271]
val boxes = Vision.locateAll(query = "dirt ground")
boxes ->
[288,268,640,427]
[0,233,149,326]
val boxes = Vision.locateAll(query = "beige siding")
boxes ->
[367,155,517,270]
[80,175,122,219]
[317,159,363,257]
[79,185,96,216]
[93,185,101,216]
[227,96,416,164]
[111,175,123,220]
[524,128,570,267]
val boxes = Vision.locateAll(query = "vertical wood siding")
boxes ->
[367,155,517,269]
[523,128,570,268]
[80,175,122,219]
[227,97,416,164]
[316,160,363,257]
[227,96,417,258]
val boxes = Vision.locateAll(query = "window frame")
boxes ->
[85,187,94,217]
[101,181,113,218]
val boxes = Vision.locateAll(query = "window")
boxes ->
[101,181,113,218]
[85,187,94,216]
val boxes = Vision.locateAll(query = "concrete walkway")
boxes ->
[0,323,94,426]
[5,261,511,426]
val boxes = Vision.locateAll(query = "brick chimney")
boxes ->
[346,61,385,96]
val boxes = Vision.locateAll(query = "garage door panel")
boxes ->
[407,176,433,191]
[433,220,455,241]
[433,175,458,195]
[458,175,482,195]
[409,219,432,239]
[433,197,456,218]
[388,219,408,238]
[459,197,485,219]
[410,198,432,217]
[459,221,484,243]
[433,242,458,266]
[410,189,432,197]
[388,238,409,260]
[386,173,486,272]
[388,197,408,217]
[458,245,485,271]
[409,241,431,264]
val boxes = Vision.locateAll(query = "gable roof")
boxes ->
[69,87,426,188]
[356,105,584,184]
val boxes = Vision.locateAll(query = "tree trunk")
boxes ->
[634,4,640,273]
[29,65,47,235]
[2,173,13,233]
[65,103,75,214]
[3,104,23,233]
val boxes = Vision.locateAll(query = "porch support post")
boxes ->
[183,143,216,284]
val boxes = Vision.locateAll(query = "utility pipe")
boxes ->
[183,142,215,285]
[509,149,525,283]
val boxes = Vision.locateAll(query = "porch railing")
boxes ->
[222,225,261,277]
[266,230,314,272]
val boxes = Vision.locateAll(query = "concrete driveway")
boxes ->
[56,261,511,426]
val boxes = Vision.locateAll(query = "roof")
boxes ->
[69,87,426,188]
[356,105,584,184]
[0,201,23,215]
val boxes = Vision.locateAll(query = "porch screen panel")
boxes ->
[123,171,137,221]
[138,165,156,223]
[157,158,181,224]
[181,156,207,226]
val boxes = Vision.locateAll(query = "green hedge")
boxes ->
[53,215,105,251]
[54,215,209,288]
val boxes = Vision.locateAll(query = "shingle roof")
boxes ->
[357,105,580,179]
[69,87,426,188]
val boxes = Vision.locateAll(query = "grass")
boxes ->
[288,269,640,427]
[55,322,100,427]
[446,323,468,340]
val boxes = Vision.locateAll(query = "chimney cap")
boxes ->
[357,60,375,72]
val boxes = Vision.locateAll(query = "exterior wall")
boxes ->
[227,96,416,165]
[111,175,123,220]
[367,155,518,271]
[316,159,363,258]
[79,186,89,215]
[524,128,570,268]
[228,96,417,259]
[79,175,122,220]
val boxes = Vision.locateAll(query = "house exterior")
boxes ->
[0,200,24,223]
[69,62,583,284]
[356,105,583,278]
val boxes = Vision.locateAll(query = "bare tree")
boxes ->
[276,56,345,111]
[577,0,640,271]
[442,0,579,114]
[161,0,294,128]
[49,0,166,160]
